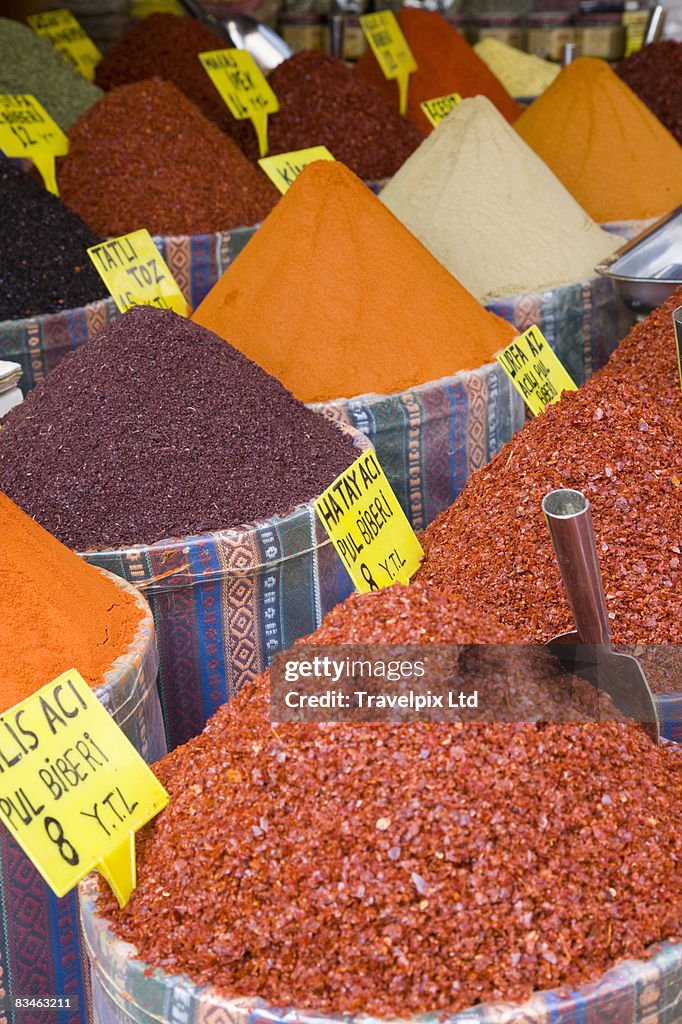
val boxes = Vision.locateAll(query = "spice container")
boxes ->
[577,12,626,59]
[472,13,525,48]
[279,10,325,50]
[526,11,576,60]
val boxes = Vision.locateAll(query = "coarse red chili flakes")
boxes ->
[99,583,682,1019]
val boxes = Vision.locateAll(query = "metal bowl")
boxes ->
[596,204,682,313]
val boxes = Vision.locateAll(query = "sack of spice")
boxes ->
[354,8,521,136]
[417,370,682,739]
[79,581,682,1024]
[0,490,166,1024]
[192,160,524,528]
[380,96,632,384]
[0,306,371,750]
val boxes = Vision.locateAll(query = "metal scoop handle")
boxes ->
[542,489,611,646]
[178,0,231,41]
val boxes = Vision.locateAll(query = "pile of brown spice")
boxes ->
[417,374,681,655]
[100,582,682,1017]
[57,77,278,237]
[617,41,682,146]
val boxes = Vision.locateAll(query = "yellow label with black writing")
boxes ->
[199,48,279,157]
[258,145,335,194]
[496,325,577,416]
[0,670,168,907]
[360,11,416,116]
[673,307,682,390]
[87,230,190,316]
[420,92,462,128]
[0,94,68,196]
[315,449,423,593]
[27,10,101,82]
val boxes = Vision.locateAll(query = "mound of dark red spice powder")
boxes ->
[94,14,241,143]
[57,77,277,236]
[617,41,682,146]
[0,306,358,549]
[598,283,682,406]
[228,51,423,181]
[417,374,681,656]
[0,156,106,321]
[100,582,682,1017]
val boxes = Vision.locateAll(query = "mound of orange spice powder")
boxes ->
[515,57,682,222]
[0,491,142,713]
[100,582,682,1017]
[354,8,521,135]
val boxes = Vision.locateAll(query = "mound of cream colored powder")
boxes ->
[474,37,559,97]
[380,96,621,302]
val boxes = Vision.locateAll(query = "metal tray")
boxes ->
[596,204,682,313]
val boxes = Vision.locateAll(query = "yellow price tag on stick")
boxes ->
[87,230,190,316]
[27,10,102,82]
[0,94,68,195]
[199,49,279,158]
[258,145,335,194]
[496,325,577,417]
[360,11,416,116]
[315,449,423,593]
[0,670,168,907]
[420,92,462,128]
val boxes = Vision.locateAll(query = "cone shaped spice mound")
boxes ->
[0,491,142,714]
[515,57,682,223]
[474,37,559,98]
[224,50,422,181]
[192,161,516,404]
[99,582,682,1018]
[380,96,620,302]
[354,9,521,136]
[617,41,682,147]
[94,14,240,141]
[418,375,681,655]
[57,78,278,237]
[0,306,358,550]
[0,17,101,131]
[0,157,106,321]
[599,284,682,406]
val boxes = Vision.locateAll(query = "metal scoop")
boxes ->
[179,0,292,71]
[542,488,660,744]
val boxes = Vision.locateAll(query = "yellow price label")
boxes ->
[199,49,279,158]
[0,670,168,907]
[496,325,577,416]
[360,11,416,116]
[27,10,102,82]
[258,145,335,194]
[420,92,462,128]
[87,230,190,316]
[315,449,423,593]
[0,94,68,196]
[132,0,183,16]
[673,307,682,390]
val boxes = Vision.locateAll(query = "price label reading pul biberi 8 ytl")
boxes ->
[0,670,168,907]
[199,49,278,158]
[0,94,68,196]
[87,230,190,316]
[496,324,577,416]
[315,449,423,593]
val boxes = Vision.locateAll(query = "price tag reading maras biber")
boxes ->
[360,11,416,116]
[420,92,462,128]
[0,94,68,195]
[496,324,577,417]
[258,145,335,194]
[315,449,423,593]
[0,670,168,907]
[87,230,190,316]
[199,49,278,158]
[27,10,101,82]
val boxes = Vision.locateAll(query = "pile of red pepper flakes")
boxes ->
[101,583,682,1018]
[417,374,681,657]
[617,41,682,146]
[598,283,682,405]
